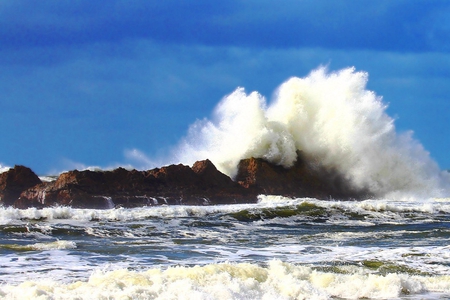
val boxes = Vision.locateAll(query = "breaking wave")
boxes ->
[1,260,450,300]
[174,67,450,198]
[0,240,76,251]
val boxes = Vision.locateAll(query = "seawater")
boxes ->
[0,195,449,299]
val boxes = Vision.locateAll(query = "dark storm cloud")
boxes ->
[1,0,449,53]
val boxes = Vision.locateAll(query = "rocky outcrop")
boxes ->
[2,155,371,209]
[16,160,255,209]
[0,166,42,207]
[235,153,371,200]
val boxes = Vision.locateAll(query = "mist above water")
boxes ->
[174,67,449,198]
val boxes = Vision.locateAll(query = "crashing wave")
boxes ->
[174,67,449,198]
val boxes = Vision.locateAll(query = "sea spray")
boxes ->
[0,164,10,174]
[174,67,449,198]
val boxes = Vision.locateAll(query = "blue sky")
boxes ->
[1,0,449,174]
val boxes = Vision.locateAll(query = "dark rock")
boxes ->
[0,166,42,206]
[19,168,152,209]
[12,154,370,209]
[18,161,255,209]
[235,153,371,200]
[192,159,237,188]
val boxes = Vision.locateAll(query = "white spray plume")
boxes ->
[174,67,449,198]
[0,164,11,174]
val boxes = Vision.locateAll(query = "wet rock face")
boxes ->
[235,154,371,200]
[5,155,371,209]
[0,166,42,206]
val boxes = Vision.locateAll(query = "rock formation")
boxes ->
[0,154,371,209]
[235,153,371,200]
[0,166,42,207]
[12,160,255,209]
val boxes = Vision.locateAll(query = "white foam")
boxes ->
[1,240,77,251]
[257,195,450,214]
[0,196,449,225]
[30,240,77,251]
[173,67,449,198]
[0,260,449,299]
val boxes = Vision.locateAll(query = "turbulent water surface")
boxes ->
[0,196,449,299]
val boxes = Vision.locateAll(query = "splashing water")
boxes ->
[174,67,449,198]
[0,164,10,174]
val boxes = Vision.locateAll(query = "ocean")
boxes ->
[1,67,450,299]
[0,196,449,299]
